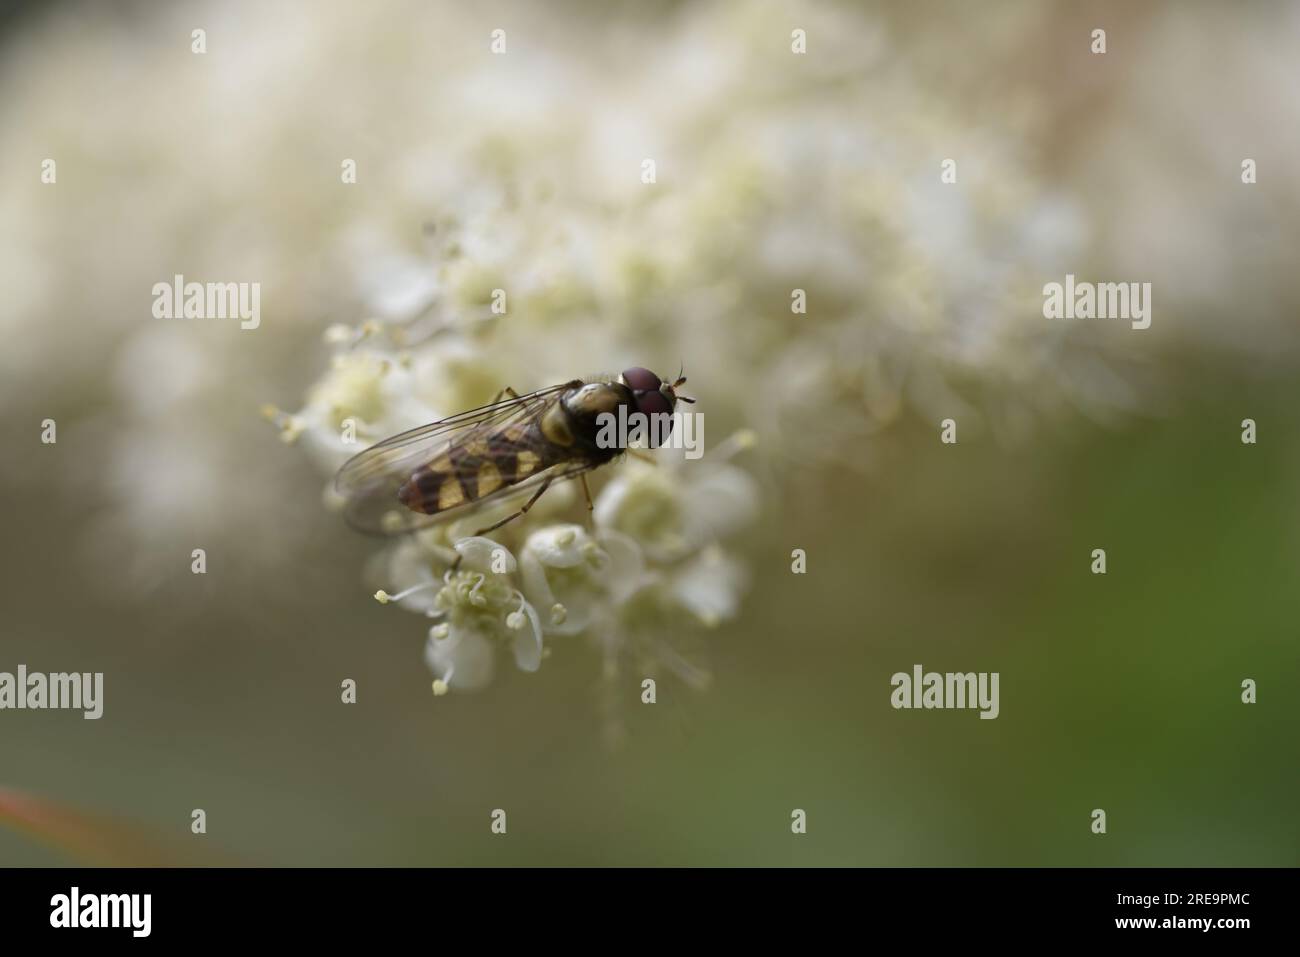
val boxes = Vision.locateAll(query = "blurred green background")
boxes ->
[3,359,1295,866]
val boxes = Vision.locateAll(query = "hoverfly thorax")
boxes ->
[562,381,636,426]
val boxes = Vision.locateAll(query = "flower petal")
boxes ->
[454,536,516,574]
[681,465,760,543]
[672,550,747,625]
[510,599,545,672]
[367,540,440,614]
[596,529,646,603]
[424,625,495,691]
[523,524,589,568]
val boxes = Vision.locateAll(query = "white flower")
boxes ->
[520,524,644,635]
[666,546,748,628]
[594,454,758,562]
[372,537,542,693]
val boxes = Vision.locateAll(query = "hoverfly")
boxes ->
[335,367,694,536]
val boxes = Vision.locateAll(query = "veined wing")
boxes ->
[334,381,581,535]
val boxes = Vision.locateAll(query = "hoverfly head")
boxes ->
[619,366,695,413]
[616,367,696,448]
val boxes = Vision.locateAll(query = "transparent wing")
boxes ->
[334,382,582,535]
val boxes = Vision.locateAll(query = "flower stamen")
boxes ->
[374,581,438,604]
[468,573,488,607]
[504,590,534,631]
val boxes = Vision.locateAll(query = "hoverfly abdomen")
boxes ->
[397,421,563,517]
[396,460,458,514]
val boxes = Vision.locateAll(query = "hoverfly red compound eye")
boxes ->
[621,367,662,391]
[633,387,675,447]
[635,388,673,419]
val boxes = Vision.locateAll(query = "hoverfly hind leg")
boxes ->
[446,468,552,571]
[471,476,553,537]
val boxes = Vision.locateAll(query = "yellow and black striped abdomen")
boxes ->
[396,420,559,516]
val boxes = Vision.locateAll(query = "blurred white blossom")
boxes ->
[4,0,1298,602]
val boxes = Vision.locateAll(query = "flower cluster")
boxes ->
[268,322,759,701]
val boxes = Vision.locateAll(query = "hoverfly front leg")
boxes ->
[491,386,521,404]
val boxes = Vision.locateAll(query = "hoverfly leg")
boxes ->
[472,476,553,536]
[579,473,595,530]
[490,386,521,404]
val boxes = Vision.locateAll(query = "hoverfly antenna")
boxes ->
[669,363,690,397]
[676,394,696,404]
